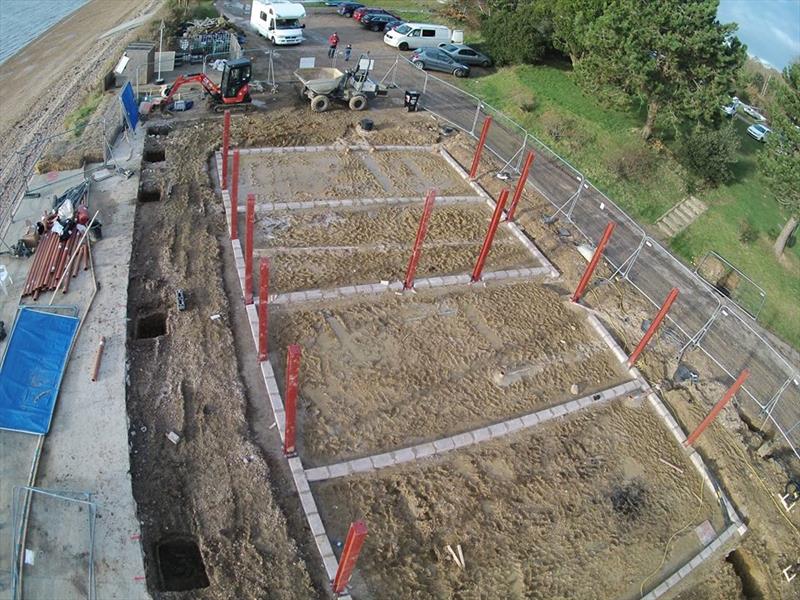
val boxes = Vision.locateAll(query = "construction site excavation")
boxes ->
[6,3,800,599]
[203,105,746,600]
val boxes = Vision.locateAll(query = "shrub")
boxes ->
[607,142,656,182]
[679,124,740,186]
[738,219,759,244]
[540,110,575,142]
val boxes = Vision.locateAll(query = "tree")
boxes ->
[759,60,800,257]
[550,0,607,66]
[680,123,740,185]
[577,0,746,139]
[480,1,554,66]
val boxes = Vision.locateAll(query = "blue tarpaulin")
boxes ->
[0,308,80,435]
[120,81,139,131]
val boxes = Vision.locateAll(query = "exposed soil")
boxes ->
[125,118,318,599]
[238,150,472,203]
[313,402,725,600]
[271,282,627,466]
[124,99,800,600]
[247,203,538,292]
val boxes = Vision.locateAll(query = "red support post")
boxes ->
[284,344,301,456]
[627,288,679,367]
[471,189,509,282]
[332,521,368,595]
[231,148,240,240]
[571,221,615,303]
[469,116,493,180]
[403,189,436,290]
[258,258,269,362]
[244,193,255,304]
[685,369,750,447]
[505,150,535,222]
[221,110,231,189]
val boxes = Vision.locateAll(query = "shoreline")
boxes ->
[0,0,90,67]
[0,0,160,221]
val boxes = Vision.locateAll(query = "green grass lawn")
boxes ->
[462,64,800,348]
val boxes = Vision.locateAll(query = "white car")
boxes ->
[747,123,771,142]
[742,104,766,121]
[722,96,739,116]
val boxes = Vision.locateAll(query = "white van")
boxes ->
[250,0,306,45]
[383,23,451,51]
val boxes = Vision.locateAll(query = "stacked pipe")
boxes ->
[22,229,90,300]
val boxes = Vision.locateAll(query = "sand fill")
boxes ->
[245,204,537,292]
[314,402,725,600]
[271,282,626,465]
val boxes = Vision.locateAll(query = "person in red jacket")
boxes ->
[328,31,340,58]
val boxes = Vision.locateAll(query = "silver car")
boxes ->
[438,43,492,68]
[410,48,470,77]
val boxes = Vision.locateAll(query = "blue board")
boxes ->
[0,308,80,435]
[120,81,139,131]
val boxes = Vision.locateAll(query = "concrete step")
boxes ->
[656,196,708,238]
[683,195,707,217]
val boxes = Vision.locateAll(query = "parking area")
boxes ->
[220,2,493,84]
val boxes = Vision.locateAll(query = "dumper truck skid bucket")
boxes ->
[294,67,346,96]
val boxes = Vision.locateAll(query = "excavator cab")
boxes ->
[220,58,252,98]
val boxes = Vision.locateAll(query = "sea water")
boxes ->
[0,0,89,65]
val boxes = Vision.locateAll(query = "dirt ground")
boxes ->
[238,150,473,203]
[127,97,800,599]
[126,118,319,599]
[313,401,726,600]
[247,204,538,292]
[452,142,800,598]
[271,281,626,466]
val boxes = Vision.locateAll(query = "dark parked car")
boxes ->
[337,2,364,16]
[360,13,401,31]
[438,43,492,68]
[384,18,404,31]
[352,7,391,21]
[410,48,470,77]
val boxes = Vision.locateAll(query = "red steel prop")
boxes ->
[91,337,106,382]
[403,189,436,290]
[231,148,240,240]
[627,287,679,367]
[469,116,493,180]
[685,369,749,447]
[471,188,509,282]
[505,150,535,222]
[283,344,302,456]
[332,521,368,595]
[571,221,615,303]
[244,193,255,304]
[221,110,231,189]
[258,258,269,362]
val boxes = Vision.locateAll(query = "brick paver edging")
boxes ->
[240,195,486,213]
[584,308,748,599]
[236,144,437,155]
[439,148,560,279]
[304,378,646,482]
[216,153,352,597]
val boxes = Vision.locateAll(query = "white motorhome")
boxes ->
[383,23,451,51]
[250,0,306,45]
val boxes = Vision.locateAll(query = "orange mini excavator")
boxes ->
[152,57,254,113]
